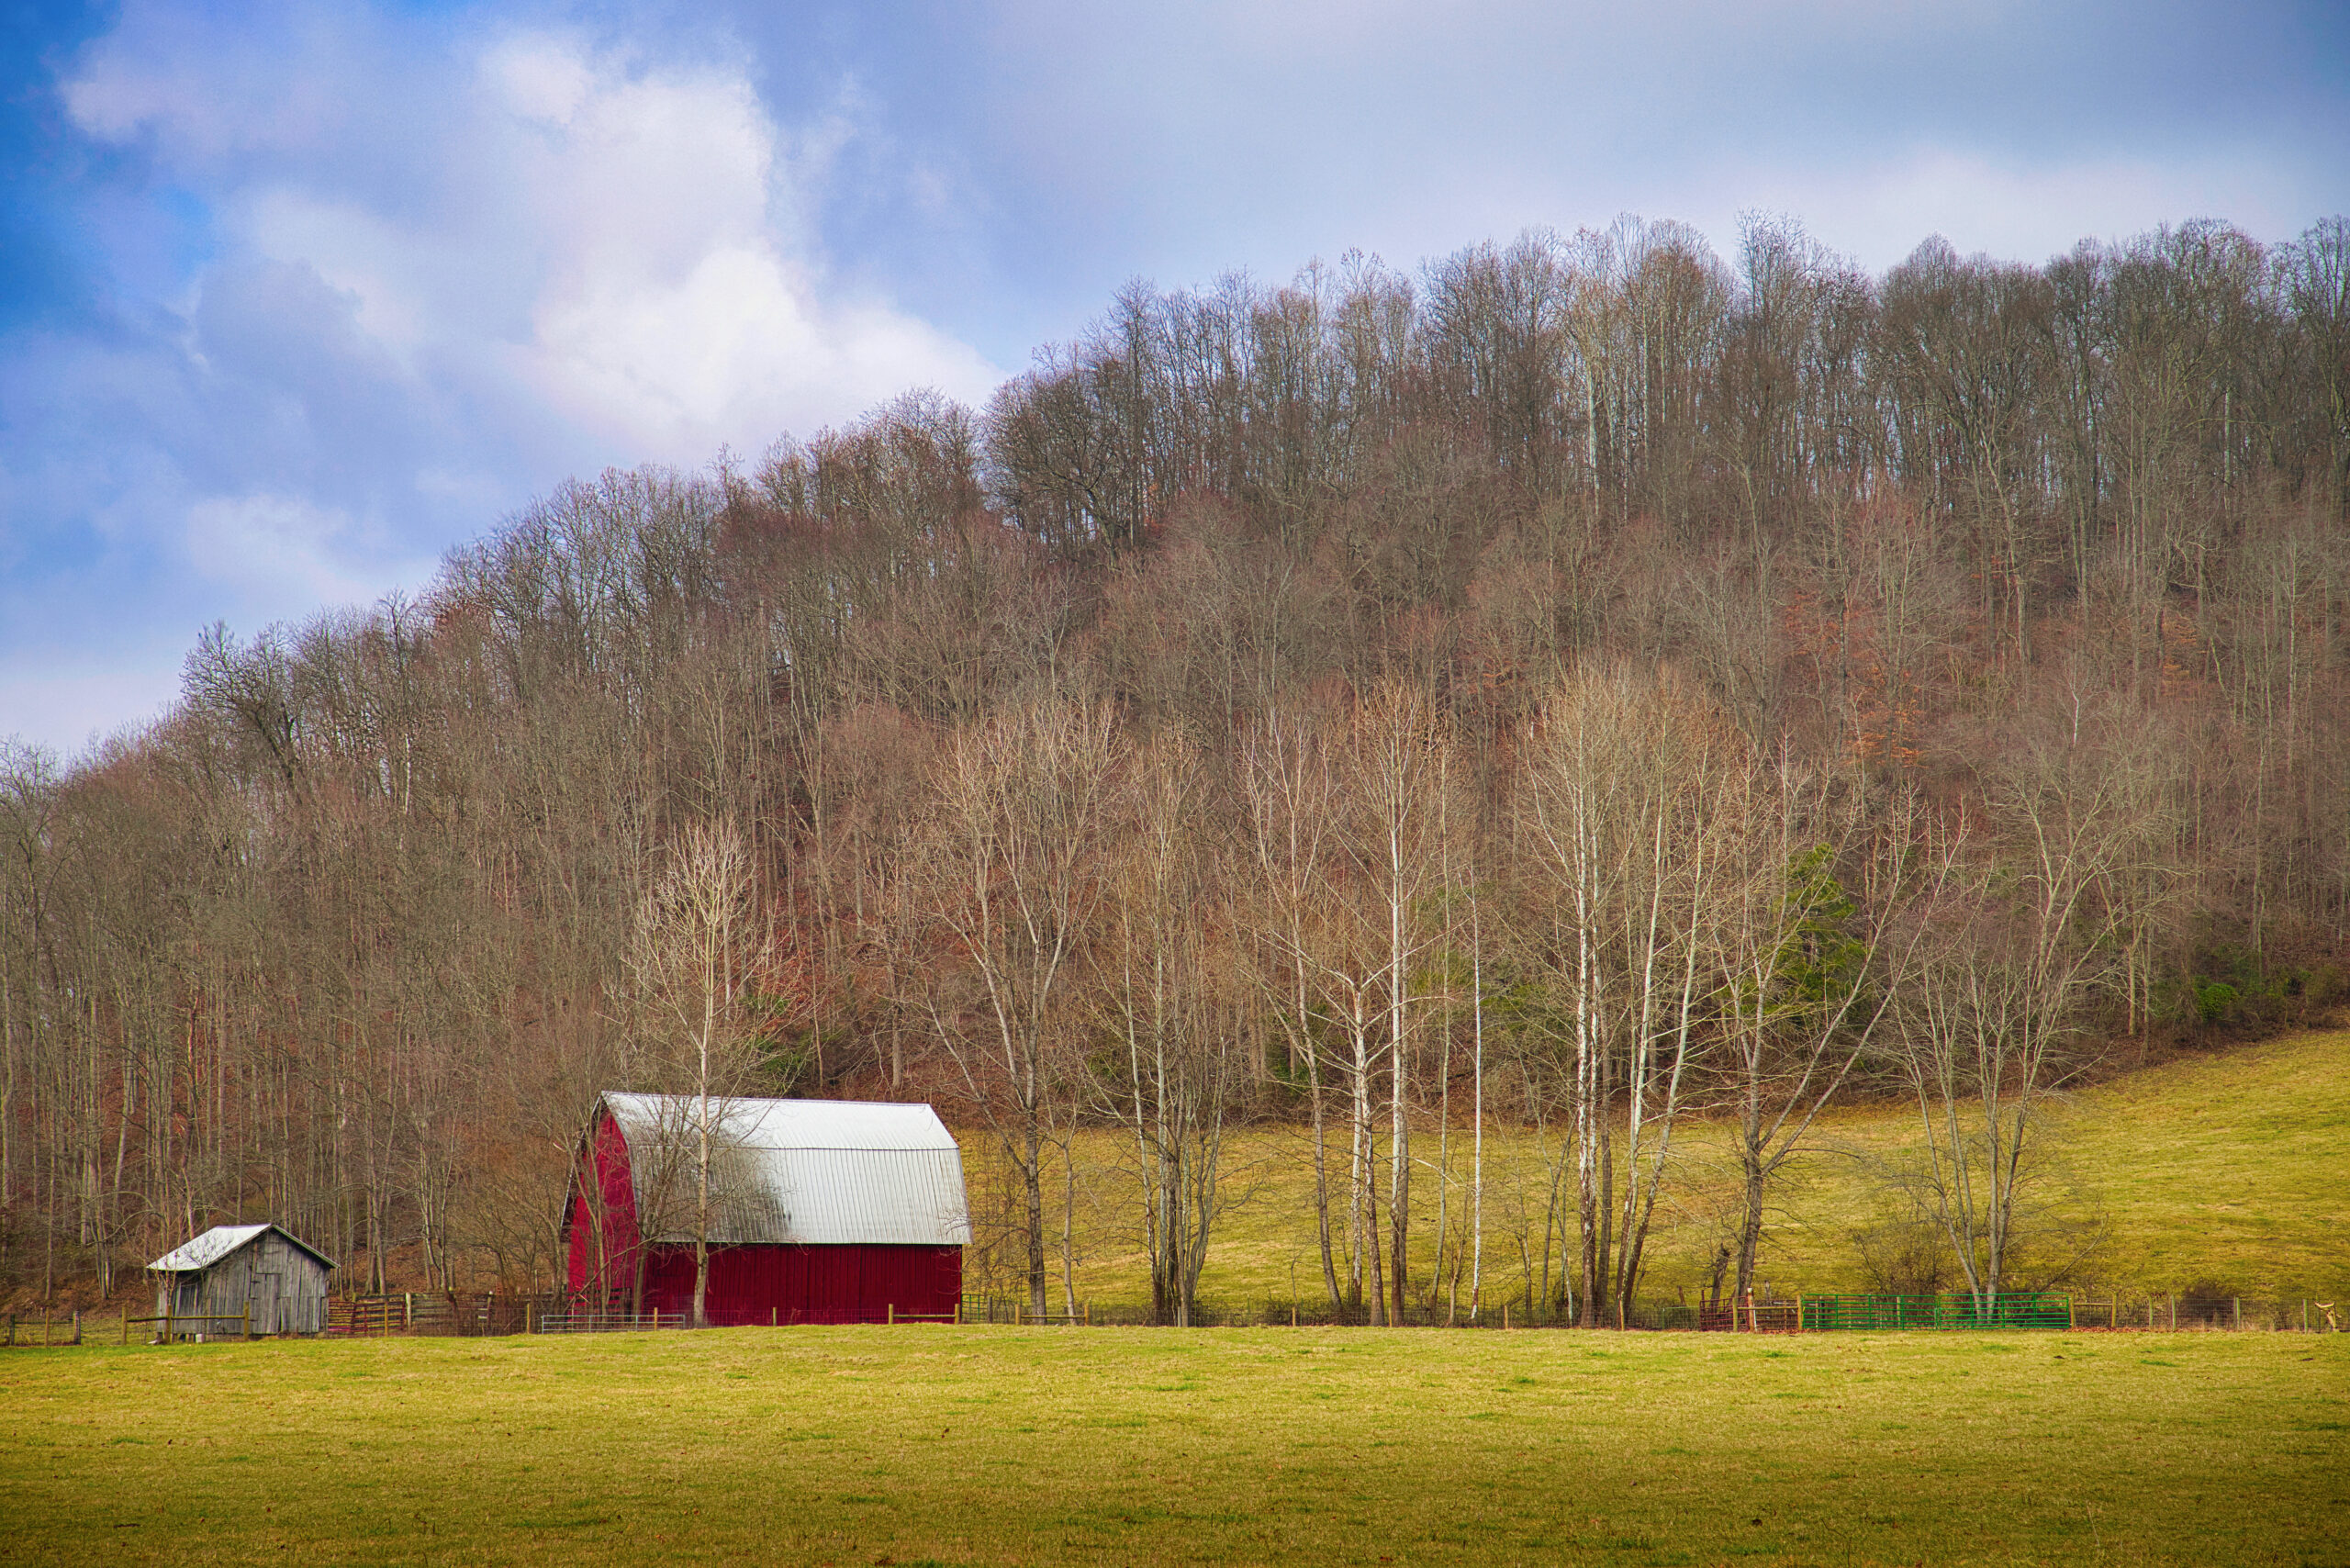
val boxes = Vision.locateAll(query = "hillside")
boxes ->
[989,1027,2350,1317]
[5,213,2347,1313]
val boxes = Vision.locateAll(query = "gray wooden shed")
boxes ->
[147,1224,335,1336]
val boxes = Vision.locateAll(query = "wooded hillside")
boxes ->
[4,214,2345,1322]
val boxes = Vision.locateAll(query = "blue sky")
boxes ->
[4,0,2345,757]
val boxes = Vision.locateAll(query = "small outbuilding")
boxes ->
[147,1224,336,1336]
[565,1092,970,1325]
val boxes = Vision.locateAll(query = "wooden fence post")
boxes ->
[2232,1298,2242,1331]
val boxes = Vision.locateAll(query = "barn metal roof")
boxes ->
[601,1092,971,1248]
[147,1224,337,1273]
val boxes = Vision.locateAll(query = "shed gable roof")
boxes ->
[600,1092,970,1249]
[147,1224,336,1273]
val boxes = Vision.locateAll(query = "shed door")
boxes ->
[253,1271,282,1334]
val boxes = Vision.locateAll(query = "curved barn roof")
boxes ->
[601,1092,970,1249]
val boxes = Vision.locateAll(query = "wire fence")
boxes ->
[532,1309,686,1333]
[13,1288,2339,1343]
[328,1292,571,1338]
[3,1312,84,1347]
[1017,1290,2344,1333]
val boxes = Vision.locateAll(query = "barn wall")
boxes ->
[563,1102,968,1322]
[566,1111,643,1302]
[250,1233,331,1333]
[185,1251,248,1328]
[637,1244,962,1325]
[151,1232,331,1334]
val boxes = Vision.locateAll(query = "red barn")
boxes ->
[565,1092,969,1326]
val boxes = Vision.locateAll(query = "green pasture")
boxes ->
[5,1327,2344,1566]
[995,1027,2350,1317]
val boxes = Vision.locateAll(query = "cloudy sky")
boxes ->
[4,0,2344,757]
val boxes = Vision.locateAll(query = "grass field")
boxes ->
[996,1026,2350,1317]
[4,1326,2345,1566]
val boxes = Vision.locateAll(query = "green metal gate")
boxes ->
[1797,1292,2073,1330]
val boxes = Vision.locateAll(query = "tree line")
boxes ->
[3,213,2344,1323]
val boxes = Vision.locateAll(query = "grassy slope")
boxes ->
[4,1327,2344,1566]
[986,1027,2350,1316]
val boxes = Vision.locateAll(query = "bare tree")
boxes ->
[628,819,761,1327]
[1094,727,1241,1325]
[1515,666,1740,1324]
[1344,682,1453,1325]
[1236,702,1349,1313]
[1716,769,1943,1305]
[906,698,1118,1320]
[1894,745,2127,1312]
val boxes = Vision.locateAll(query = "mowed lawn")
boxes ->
[4,1327,2345,1566]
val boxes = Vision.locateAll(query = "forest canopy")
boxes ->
[4,213,2345,1323]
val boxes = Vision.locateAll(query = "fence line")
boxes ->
[4,1312,83,1347]
[956,1290,2341,1332]
[123,1308,250,1342]
[532,1310,684,1334]
[19,1286,2329,1344]
[328,1292,568,1338]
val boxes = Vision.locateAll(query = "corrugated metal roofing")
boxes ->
[148,1223,336,1273]
[601,1092,971,1248]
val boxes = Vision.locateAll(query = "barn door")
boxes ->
[253,1272,282,1335]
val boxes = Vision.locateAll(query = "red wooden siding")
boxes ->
[565,1108,962,1324]
[636,1241,962,1325]
[566,1110,643,1299]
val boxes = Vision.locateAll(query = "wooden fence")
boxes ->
[328,1292,567,1338]
[4,1313,83,1347]
[123,1308,251,1342]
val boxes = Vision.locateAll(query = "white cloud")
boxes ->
[8,5,1004,756]
[90,16,1006,465]
[469,36,1000,455]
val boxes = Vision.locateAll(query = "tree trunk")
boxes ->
[1024,1105,1047,1320]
